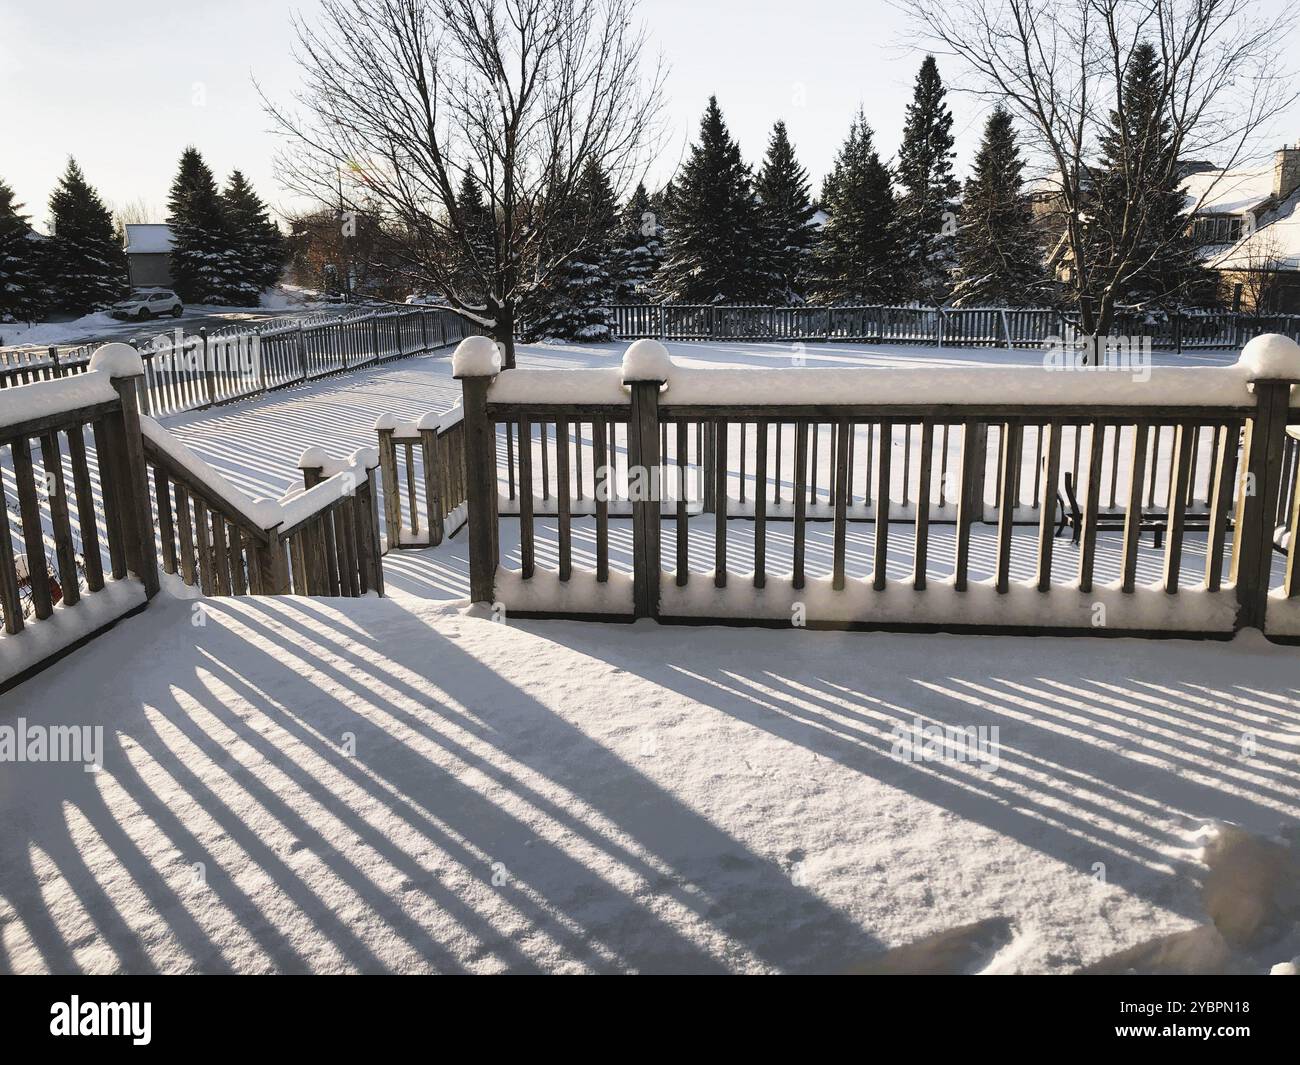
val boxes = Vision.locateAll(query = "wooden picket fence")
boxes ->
[606,304,1300,352]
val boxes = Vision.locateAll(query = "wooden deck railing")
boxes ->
[1,342,385,691]
[456,334,1300,639]
[373,409,468,552]
[605,304,1300,352]
[0,306,469,414]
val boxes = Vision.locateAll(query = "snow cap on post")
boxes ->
[451,335,503,378]
[1239,333,1300,380]
[621,338,673,385]
[298,445,329,470]
[88,342,144,378]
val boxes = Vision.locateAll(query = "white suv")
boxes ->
[110,289,184,320]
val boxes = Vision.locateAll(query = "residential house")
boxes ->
[123,223,175,288]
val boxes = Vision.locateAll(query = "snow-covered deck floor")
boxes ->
[2,588,1297,973]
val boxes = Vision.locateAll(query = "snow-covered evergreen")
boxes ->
[222,170,287,301]
[951,106,1044,306]
[895,56,959,305]
[613,182,664,303]
[811,111,902,304]
[754,121,819,303]
[1090,41,1206,309]
[527,159,619,340]
[167,147,243,305]
[0,178,47,324]
[46,158,126,315]
[657,97,777,304]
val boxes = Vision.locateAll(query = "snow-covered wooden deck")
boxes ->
[3,339,1297,974]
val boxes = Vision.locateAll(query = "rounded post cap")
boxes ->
[88,342,144,378]
[452,335,503,378]
[621,338,673,384]
[1239,333,1300,381]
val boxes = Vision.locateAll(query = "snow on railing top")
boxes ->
[0,342,144,432]
[481,333,1300,409]
[451,335,503,378]
[372,403,464,439]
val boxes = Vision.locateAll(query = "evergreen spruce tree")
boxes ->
[529,159,619,340]
[46,158,126,314]
[895,55,959,304]
[951,106,1044,305]
[0,179,47,324]
[812,111,902,304]
[613,182,664,302]
[166,147,241,305]
[449,173,495,306]
[754,121,818,303]
[656,97,776,303]
[222,170,287,299]
[1091,41,1205,308]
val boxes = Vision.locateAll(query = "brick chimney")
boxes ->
[1275,143,1300,201]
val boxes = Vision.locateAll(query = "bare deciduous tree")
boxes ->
[900,0,1296,338]
[263,0,665,366]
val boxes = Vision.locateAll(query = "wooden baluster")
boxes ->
[40,431,79,606]
[832,417,850,591]
[1119,421,1150,594]
[754,421,768,589]
[1079,422,1106,594]
[714,418,727,588]
[954,419,982,593]
[556,416,572,581]
[593,416,609,583]
[873,420,893,591]
[404,441,420,540]
[66,427,103,592]
[1162,422,1196,594]
[793,422,808,589]
[1035,421,1062,592]
[12,436,53,619]
[518,417,535,579]
[194,500,214,595]
[1205,421,1239,593]
[0,464,24,633]
[914,421,934,591]
[154,465,177,576]
[676,420,689,586]
[174,484,197,586]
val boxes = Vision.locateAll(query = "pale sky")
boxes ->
[2,0,1298,230]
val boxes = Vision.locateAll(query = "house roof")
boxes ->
[123,223,174,254]
[1182,164,1274,216]
[1207,189,1300,272]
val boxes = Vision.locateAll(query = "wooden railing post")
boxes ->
[356,457,385,595]
[455,338,502,603]
[90,345,161,599]
[623,340,670,619]
[1233,335,1300,630]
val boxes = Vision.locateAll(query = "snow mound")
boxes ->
[1271,958,1299,975]
[1238,333,1300,380]
[87,342,143,378]
[621,338,674,383]
[451,335,502,378]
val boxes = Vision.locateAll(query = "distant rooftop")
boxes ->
[123,223,174,255]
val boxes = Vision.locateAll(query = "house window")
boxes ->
[1190,214,1244,245]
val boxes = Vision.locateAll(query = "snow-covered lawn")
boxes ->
[1,586,1296,973]
[3,338,1297,975]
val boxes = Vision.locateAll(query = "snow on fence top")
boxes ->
[482,333,1300,409]
[0,342,145,432]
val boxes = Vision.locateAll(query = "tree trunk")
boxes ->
[490,298,517,370]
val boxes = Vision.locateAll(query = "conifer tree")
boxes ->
[812,111,902,304]
[1090,41,1205,308]
[951,106,1044,305]
[895,55,959,304]
[222,170,287,298]
[167,147,241,304]
[529,159,620,339]
[0,179,47,323]
[657,97,776,303]
[46,158,126,314]
[754,121,818,303]
[449,173,495,306]
[614,181,664,302]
